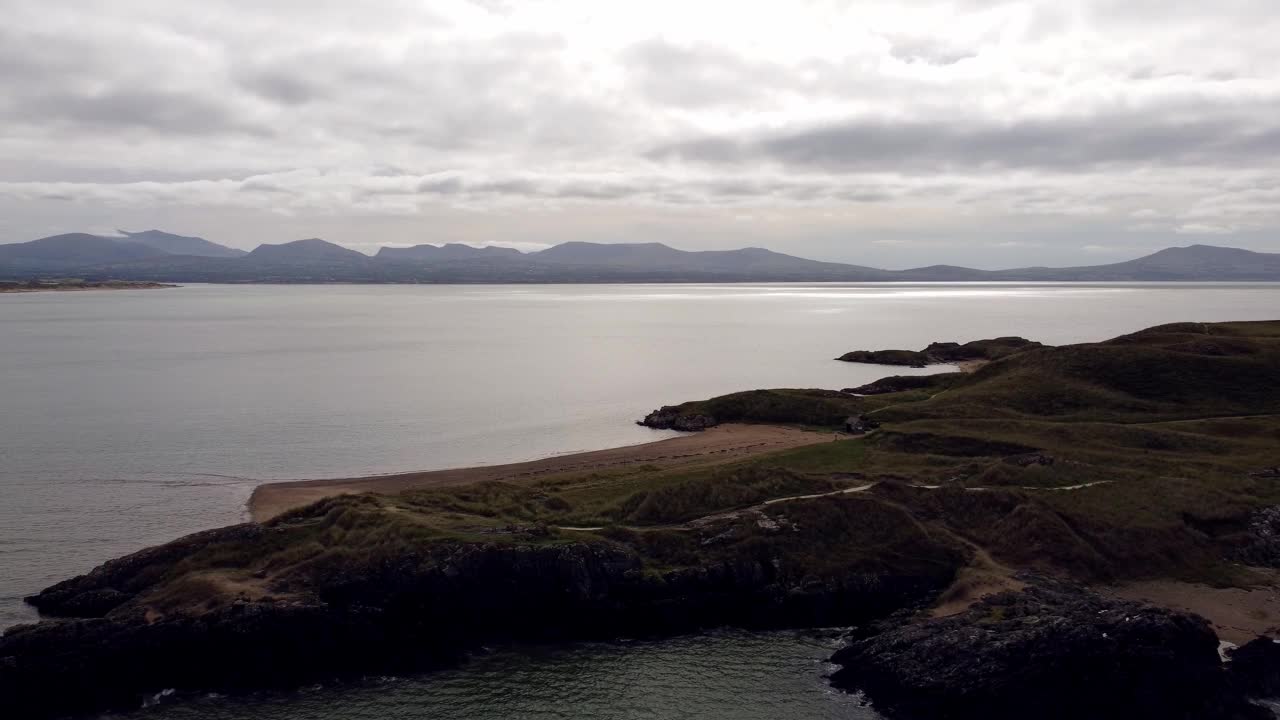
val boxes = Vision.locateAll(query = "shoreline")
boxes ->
[0,280,178,293]
[1106,579,1280,645]
[248,423,834,521]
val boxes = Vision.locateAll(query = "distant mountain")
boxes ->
[0,233,168,270]
[2,233,1278,283]
[1053,244,1280,281]
[528,242,891,279]
[245,238,369,263]
[898,264,998,281]
[376,243,522,261]
[117,230,245,258]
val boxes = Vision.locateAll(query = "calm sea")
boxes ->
[3,282,1279,719]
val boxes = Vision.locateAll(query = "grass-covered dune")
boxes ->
[4,320,1280,718]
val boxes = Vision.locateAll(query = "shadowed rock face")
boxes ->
[1230,637,1280,699]
[830,578,1270,720]
[638,406,718,430]
[837,337,1044,367]
[2,533,953,719]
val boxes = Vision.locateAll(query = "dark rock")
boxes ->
[2,540,948,719]
[837,337,1044,367]
[1004,452,1055,467]
[1251,468,1280,480]
[1229,636,1280,697]
[829,578,1268,720]
[638,406,718,431]
[843,415,880,435]
[836,349,930,366]
[1233,506,1280,568]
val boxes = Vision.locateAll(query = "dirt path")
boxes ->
[557,479,1109,534]
[248,424,835,522]
[557,483,881,532]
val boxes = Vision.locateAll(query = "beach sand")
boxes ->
[248,423,833,522]
[1106,578,1280,644]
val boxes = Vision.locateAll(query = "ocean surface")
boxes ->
[3,281,1280,718]
[111,630,872,720]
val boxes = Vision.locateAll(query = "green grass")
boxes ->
[45,320,1280,617]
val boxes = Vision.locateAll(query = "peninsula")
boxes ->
[4,320,1280,719]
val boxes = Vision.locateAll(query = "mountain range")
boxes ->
[1,230,1278,283]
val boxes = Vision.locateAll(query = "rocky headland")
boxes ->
[836,336,1043,367]
[4,497,960,718]
[5,320,1280,718]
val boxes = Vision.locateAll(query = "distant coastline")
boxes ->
[3,231,1280,283]
[0,279,177,294]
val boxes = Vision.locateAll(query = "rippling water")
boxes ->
[109,630,876,720]
[4,282,1280,717]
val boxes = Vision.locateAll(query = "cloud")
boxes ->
[886,35,977,66]
[649,103,1280,173]
[0,0,1279,266]
[1175,223,1238,235]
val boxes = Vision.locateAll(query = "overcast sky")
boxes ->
[2,0,1278,268]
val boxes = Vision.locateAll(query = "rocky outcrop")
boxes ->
[2,538,949,719]
[638,406,718,430]
[1004,452,1055,467]
[27,523,270,617]
[1233,506,1280,567]
[837,337,1044,367]
[829,578,1269,720]
[843,415,880,434]
[1229,636,1280,698]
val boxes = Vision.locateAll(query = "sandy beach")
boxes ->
[1107,579,1280,644]
[249,423,832,521]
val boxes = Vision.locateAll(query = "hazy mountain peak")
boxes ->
[117,229,246,258]
[0,232,168,267]
[374,243,522,261]
[247,238,368,262]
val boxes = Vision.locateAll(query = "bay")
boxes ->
[3,281,1279,718]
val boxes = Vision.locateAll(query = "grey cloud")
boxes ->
[417,177,466,194]
[239,178,293,193]
[623,40,777,108]
[11,88,270,137]
[887,36,976,66]
[398,172,920,207]
[650,104,1280,173]
[4,0,1280,268]
[236,67,320,105]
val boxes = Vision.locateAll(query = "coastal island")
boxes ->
[4,320,1280,718]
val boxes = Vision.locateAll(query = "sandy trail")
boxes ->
[248,424,834,522]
